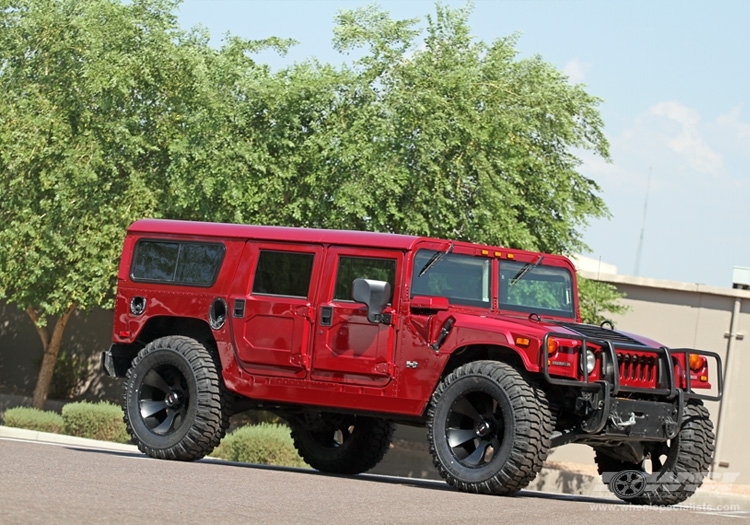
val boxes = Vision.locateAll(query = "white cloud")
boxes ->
[563,58,590,84]
[649,101,722,176]
[716,106,750,144]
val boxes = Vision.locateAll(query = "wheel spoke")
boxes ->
[143,368,171,394]
[151,409,177,435]
[447,427,478,448]
[451,396,482,423]
[463,441,490,467]
[140,399,168,418]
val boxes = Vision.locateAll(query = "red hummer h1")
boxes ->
[102,219,722,505]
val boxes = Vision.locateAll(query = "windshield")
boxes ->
[411,250,491,308]
[499,261,575,318]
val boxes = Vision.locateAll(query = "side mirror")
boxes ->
[352,278,391,324]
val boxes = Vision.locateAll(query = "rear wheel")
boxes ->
[289,413,394,474]
[427,360,553,495]
[595,401,715,506]
[123,336,229,461]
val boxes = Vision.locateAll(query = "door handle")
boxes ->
[320,306,333,327]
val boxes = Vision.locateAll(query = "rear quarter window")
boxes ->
[130,239,225,287]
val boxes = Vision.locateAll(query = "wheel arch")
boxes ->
[108,316,218,377]
[440,344,528,381]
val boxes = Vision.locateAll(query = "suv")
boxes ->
[102,219,722,505]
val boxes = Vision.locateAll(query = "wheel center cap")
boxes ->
[475,420,492,437]
[165,392,180,407]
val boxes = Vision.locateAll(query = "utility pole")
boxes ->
[634,167,652,276]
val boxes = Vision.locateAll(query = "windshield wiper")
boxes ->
[509,254,544,287]
[418,243,454,277]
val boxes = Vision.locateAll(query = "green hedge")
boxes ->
[210,423,307,468]
[3,406,64,434]
[61,401,130,443]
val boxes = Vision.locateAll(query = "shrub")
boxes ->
[3,407,64,434]
[62,401,130,443]
[210,423,307,468]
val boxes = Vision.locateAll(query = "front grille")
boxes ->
[617,351,658,388]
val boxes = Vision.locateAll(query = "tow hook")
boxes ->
[610,412,642,430]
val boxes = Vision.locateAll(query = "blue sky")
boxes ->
[177,0,750,288]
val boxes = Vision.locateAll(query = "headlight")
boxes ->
[585,349,596,375]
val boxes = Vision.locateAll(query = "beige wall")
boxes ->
[0,302,121,402]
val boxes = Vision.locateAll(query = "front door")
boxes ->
[311,247,402,386]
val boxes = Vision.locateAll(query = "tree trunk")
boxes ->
[29,303,78,409]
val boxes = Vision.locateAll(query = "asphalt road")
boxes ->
[0,438,747,525]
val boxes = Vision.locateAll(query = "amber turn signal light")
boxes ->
[689,354,705,372]
[547,339,559,355]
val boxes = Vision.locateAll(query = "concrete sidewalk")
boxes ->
[2,424,748,511]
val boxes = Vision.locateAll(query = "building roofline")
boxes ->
[579,271,750,300]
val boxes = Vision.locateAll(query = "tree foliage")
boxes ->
[577,276,629,326]
[0,0,619,407]
[0,0,237,406]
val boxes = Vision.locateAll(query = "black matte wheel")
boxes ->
[123,336,229,461]
[427,360,553,495]
[290,414,394,474]
[595,401,715,506]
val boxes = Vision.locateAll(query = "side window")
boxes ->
[131,240,225,286]
[252,250,315,298]
[334,256,396,302]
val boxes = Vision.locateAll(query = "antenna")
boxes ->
[634,167,652,276]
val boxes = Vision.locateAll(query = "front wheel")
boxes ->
[122,336,229,461]
[289,413,394,474]
[427,360,554,495]
[595,401,715,506]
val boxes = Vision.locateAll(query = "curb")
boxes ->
[0,425,138,453]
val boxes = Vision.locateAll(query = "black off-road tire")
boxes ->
[290,414,394,474]
[595,401,715,506]
[427,360,554,495]
[123,336,230,461]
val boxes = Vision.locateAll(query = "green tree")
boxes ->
[0,0,293,407]
[283,3,611,255]
[0,0,210,407]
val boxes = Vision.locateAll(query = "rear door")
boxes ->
[230,242,323,378]
[311,247,403,386]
